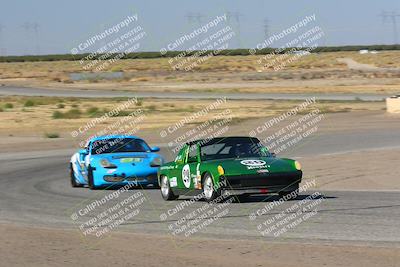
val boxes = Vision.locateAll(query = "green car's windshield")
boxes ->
[200,137,270,161]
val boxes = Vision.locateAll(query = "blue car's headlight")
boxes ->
[100,158,117,168]
[150,157,163,167]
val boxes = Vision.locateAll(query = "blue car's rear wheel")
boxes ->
[70,163,83,188]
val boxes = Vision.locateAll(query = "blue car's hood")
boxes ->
[91,152,162,165]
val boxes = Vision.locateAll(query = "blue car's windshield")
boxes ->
[91,138,151,155]
[200,137,270,161]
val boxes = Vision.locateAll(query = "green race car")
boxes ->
[158,136,302,202]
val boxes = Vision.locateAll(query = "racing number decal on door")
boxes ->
[182,164,191,188]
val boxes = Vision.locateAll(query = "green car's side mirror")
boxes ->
[79,149,88,155]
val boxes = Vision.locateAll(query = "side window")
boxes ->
[175,145,188,164]
[187,144,198,163]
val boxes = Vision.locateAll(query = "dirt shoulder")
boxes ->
[1,223,398,267]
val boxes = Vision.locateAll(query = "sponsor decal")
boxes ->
[240,159,269,170]
[107,169,116,174]
[120,157,142,163]
[240,159,266,166]
[160,165,175,170]
[170,177,178,187]
[182,164,191,188]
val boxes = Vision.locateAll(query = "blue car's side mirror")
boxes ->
[79,149,88,155]
[151,146,160,152]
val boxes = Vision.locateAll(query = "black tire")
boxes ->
[278,184,299,200]
[160,175,179,201]
[202,173,221,202]
[87,166,98,190]
[70,163,82,188]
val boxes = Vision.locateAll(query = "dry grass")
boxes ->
[0,96,385,136]
[1,51,399,95]
[0,51,396,80]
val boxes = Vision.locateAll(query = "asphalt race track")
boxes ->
[1,139,399,246]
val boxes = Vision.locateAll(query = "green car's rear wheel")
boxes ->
[202,173,220,202]
[160,175,179,201]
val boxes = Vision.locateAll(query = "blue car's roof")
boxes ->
[90,135,142,142]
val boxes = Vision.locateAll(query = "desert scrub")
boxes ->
[4,103,13,108]
[24,99,35,107]
[52,108,82,119]
[44,132,60,138]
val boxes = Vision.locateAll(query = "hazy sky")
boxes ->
[0,0,399,56]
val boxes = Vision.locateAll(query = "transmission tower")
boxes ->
[379,11,400,44]
[185,12,196,24]
[263,18,269,41]
[32,22,40,54]
[0,24,4,56]
[21,22,32,54]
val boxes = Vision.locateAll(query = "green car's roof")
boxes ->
[186,136,260,146]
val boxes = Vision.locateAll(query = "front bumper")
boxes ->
[102,173,158,184]
[221,171,302,195]
[94,166,159,186]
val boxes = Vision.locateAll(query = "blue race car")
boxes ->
[69,135,164,189]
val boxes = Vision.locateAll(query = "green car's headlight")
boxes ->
[294,161,302,170]
[100,159,117,168]
[217,165,225,175]
[150,157,163,167]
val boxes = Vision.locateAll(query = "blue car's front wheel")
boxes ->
[87,166,99,190]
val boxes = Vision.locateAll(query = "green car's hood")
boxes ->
[209,157,297,176]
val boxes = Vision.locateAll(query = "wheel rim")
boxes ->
[161,176,169,196]
[204,176,213,199]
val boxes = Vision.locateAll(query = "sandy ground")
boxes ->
[1,223,399,267]
[302,148,400,191]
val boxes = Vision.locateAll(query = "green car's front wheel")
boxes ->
[202,173,220,202]
[160,175,179,201]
